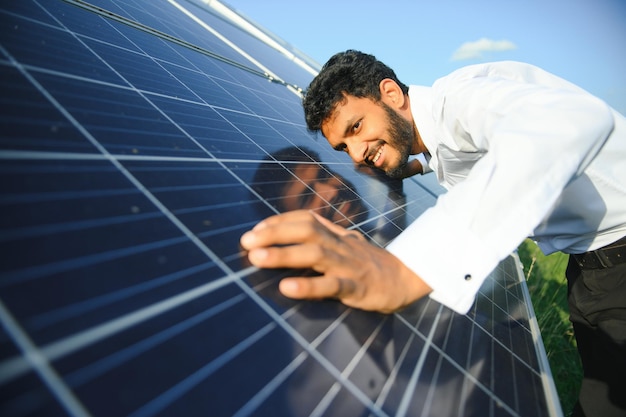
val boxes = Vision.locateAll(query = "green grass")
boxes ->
[517,239,582,416]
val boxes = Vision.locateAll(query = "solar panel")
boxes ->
[0,1,562,416]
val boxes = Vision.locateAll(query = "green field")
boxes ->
[517,239,582,416]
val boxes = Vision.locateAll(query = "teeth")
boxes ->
[373,145,383,163]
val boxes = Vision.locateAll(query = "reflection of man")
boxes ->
[252,147,368,227]
[241,51,626,416]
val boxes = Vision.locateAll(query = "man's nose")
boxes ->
[346,139,367,164]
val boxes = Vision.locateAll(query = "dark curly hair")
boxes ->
[302,50,409,132]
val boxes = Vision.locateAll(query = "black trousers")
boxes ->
[566,256,626,417]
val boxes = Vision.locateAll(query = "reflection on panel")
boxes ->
[0,1,560,416]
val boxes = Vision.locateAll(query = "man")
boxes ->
[240,50,626,416]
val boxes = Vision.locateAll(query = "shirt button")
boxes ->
[464,274,472,281]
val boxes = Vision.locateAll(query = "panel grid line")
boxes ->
[395,305,443,417]
[127,322,277,417]
[65,292,248,387]
[0,271,244,386]
[26,262,216,331]
[310,317,391,417]
[0,300,92,417]
[230,278,391,417]
[230,307,352,417]
[396,311,520,417]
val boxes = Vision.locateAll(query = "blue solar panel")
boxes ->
[0,1,561,416]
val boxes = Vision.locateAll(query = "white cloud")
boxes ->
[451,38,517,61]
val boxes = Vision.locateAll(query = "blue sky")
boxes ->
[223,0,626,115]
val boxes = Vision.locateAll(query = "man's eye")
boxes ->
[352,121,361,132]
[334,144,347,152]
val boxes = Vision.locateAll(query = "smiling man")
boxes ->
[240,50,626,416]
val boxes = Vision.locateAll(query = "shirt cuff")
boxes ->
[415,153,432,174]
[386,206,500,314]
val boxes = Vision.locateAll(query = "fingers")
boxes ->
[239,212,432,314]
[241,210,362,252]
[240,210,398,310]
[247,243,326,270]
[241,210,340,251]
[241,211,313,250]
[241,210,368,277]
[279,276,357,301]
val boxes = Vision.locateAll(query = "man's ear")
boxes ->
[379,78,405,109]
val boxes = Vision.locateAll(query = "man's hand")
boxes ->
[398,158,424,179]
[240,210,432,313]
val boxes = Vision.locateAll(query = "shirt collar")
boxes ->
[408,85,438,170]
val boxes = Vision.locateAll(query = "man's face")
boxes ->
[281,164,360,227]
[321,95,415,178]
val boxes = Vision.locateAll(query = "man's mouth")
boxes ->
[371,144,384,166]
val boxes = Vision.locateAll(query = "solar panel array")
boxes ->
[0,0,561,416]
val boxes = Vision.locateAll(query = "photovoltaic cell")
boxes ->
[0,0,561,416]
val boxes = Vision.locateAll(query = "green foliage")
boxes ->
[518,239,582,416]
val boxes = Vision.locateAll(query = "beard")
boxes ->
[379,102,415,179]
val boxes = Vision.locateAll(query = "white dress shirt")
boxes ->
[386,61,626,314]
